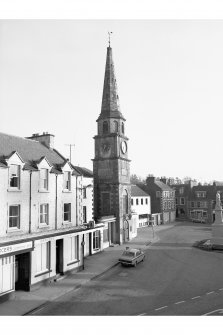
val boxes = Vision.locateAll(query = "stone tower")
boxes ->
[93,44,132,245]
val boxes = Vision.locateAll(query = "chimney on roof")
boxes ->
[146,174,155,185]
[160,176,167,184]
[27,132,55,149]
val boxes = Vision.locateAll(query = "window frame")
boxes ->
[39,203,49,226]
[93,230,100,251]
[39,168,49,191]
[63,171,71,191]
[9,164,21,190]
[8,204,20,230]
[63,203,71,223]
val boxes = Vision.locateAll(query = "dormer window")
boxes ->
[103,121,109,134]
[64,171,71,191]
[9,165,20,189]
[40,168,48,190]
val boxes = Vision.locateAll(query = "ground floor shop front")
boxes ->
[0,225,104,298]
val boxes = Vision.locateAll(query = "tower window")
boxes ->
[103,121,109,134]
[114,120,118,132]
[121,122,125,134]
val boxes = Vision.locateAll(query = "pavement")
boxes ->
[0,223,174,316]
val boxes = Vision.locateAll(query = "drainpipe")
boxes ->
[55,174,58,230]
[29,170,32,234]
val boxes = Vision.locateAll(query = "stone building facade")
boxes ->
[0,132,103,298]
[93,44,136,245]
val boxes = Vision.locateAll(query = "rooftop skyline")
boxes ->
[0,20,223,183]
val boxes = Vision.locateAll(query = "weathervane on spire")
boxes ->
[108,31,113,47]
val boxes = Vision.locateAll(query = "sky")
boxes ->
[1,19,223,183]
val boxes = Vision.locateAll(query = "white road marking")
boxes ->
[206,291,215,295]
[219,288,223,291]
[191,296,200,300]
[175,300,185,305]
[138,313,147,316]
[155,306,168,311]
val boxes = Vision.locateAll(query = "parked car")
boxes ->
[119,248,145,267]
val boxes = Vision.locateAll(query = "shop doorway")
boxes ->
[15,253,30,291]
[56,239,64,274]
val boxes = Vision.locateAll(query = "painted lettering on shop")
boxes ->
[0,241,33,256]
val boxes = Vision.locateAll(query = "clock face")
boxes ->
[121,141,127,154]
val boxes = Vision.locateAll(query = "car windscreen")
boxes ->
[122,251,135,257]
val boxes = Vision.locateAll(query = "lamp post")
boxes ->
[81,235,85,270]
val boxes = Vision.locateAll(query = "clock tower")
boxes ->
[93,43,132,245]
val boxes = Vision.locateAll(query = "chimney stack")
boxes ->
[27,132,55,149]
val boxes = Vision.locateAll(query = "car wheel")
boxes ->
[134,261,137,267]
[142,256,144,262]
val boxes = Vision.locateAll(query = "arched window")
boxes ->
[121,122,125,134]
[103,121,109,134]
[114,120,118,132]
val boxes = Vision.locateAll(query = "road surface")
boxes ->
[30,222,223,316]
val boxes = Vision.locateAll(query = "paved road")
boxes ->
[31,222,223,316]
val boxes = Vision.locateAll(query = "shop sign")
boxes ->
[0,241,33,256]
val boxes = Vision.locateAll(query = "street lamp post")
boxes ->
[81,235,85,270]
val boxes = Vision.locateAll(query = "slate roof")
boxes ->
[0,132,65,168]
[155,180,174,191]
[131,185,150,197]
[97,46,125,121]
[73,166,93,178]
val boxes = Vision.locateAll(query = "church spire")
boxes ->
[98,42,125,121]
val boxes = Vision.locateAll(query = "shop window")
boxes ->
[64,203,71,222]
[83,206,87,223]
[35,242,50,274]
[0,256,14,294]
[40,204,49,225]
[68,236,79,262]
[63,171,71,191]
[93,230,100,250]
[9,165,20,189]
[40,168,48,190]
[8,205,20,229]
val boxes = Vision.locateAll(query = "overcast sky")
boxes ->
[1,20,223,182]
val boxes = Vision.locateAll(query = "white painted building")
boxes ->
[0,132,104,298]
[131,185,151,228]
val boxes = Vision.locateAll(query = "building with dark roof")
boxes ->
[0,131,104,298]
[138,176,176,224]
